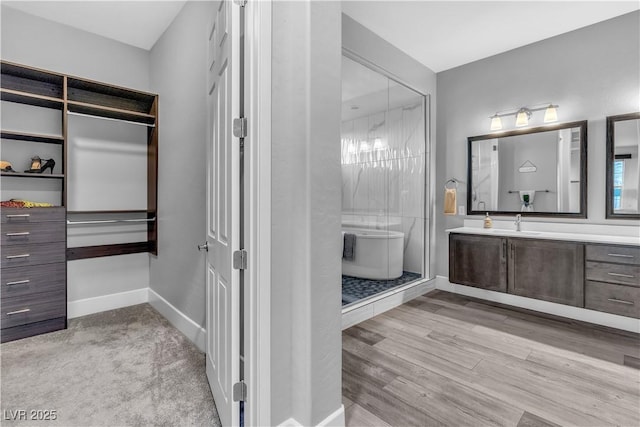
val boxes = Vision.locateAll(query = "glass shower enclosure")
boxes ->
[341,55,429,307]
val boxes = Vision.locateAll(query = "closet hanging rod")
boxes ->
[67,111,156,128]
[67,217,156,225]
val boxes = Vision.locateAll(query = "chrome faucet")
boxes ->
[515,214,522,232]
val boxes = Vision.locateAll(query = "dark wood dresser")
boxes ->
[1,207,67,342]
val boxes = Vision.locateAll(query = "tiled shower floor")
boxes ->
[342,271,421,306]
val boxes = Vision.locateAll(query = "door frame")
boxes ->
[243,0,272,425]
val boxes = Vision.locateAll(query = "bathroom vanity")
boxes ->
[448,228,639,318]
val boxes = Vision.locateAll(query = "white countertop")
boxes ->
[446,227,640,246]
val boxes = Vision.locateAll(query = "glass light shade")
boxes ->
[515,108,530,127]
[543,105,558,123]
[490,115,502,131]
[359,140,371,152]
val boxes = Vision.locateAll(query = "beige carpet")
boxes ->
[1,304,220,427]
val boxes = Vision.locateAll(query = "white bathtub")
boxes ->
[342,228,404,280]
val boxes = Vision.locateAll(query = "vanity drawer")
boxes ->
[1,289,66,328]
[1,207,65,223]
[585,281,640,318]
[586,245,640,265]
[1,221,66,246]
[1,242,66,268]
[586,261,640,287]
[1,263,66,299]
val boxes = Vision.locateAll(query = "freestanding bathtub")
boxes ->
[342,228,404,280]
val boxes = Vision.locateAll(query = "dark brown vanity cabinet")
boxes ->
[584,244,640,318]
[449,234,507,292]
[508,238,584,307]
[450,233,584,307]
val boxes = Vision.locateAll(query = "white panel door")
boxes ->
[206,1,240,426]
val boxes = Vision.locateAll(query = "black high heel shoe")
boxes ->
[39,159,55,174]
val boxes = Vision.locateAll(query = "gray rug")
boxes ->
[1,304,221,427]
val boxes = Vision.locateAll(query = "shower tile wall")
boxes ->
[342,101,425,273]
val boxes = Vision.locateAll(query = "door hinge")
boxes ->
[233,380,247,402]
[233,249,248,270]
[233,117,247,138]
[233,0,247,6]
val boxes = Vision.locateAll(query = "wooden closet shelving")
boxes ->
[2,60,159,259]
[1,62,67,343]
[1,172,65,179]
[0,130,64,144]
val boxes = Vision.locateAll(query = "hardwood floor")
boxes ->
[342,290,640,427]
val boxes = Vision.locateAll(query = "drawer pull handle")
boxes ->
[607,253,634,258]
[6,308,31,315]
[5,214,30,218]
[5,254,30,259]
[6,232,30,237]
[607,272,635,279]
[6,279,30,286]
[607,298,634,305]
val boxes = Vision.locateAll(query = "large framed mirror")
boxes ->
[606,112,640,219]
[467,121,587,217]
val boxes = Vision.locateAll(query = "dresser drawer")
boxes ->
[586,261,640,287]
[1,317,66,343]
[1,207,65,223]
[586,245,640,265]
[585,281,640,318]
[1,289,66,328]
[1,242,66,268]
[1,221,66,246]
[1,263,65,299]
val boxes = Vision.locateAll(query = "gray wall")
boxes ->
[148,1,209,334]
[0,5,149,90]
[271,2,343,425]
[1,5,152,303]
[436,11,640,276]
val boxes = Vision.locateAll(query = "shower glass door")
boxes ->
[341,55,428,307]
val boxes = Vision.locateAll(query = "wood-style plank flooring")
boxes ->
[343,290,640,427]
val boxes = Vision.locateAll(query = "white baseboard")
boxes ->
[278,418,302,427]
[67,288,149,319]
[148,288,206,352]
[435,276,640,333]
[317,405,345,427]
[278,405,345,427]
[342,278,436,329]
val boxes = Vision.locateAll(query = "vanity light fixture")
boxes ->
[489,103,560,130]
[543,104,558,123]
[490,114,502,131]
[515,108,531,127]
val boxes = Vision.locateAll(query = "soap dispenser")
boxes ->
[483,212,493,229]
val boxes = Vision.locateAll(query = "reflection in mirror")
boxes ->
[468,121,587,217]
[607,112,640,219]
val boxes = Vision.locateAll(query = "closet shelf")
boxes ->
[1,172,65,179]
[1,130,64,144]
[0,88,64,109]
[67,101,156,126]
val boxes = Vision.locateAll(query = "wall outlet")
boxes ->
[458,205,466,216]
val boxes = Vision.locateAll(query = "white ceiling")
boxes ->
[3,1,638,67]
[3,1,187,51]
[343,1,640,72]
